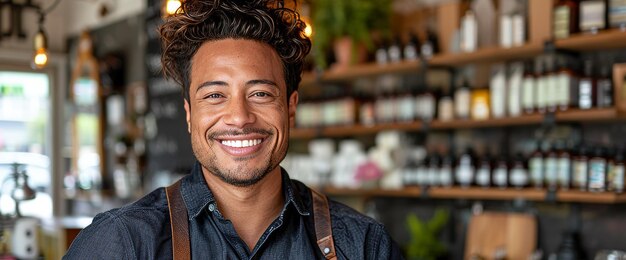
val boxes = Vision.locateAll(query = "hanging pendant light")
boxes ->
[32,13,48,69]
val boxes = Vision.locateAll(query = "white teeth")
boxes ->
[221,139,262,148]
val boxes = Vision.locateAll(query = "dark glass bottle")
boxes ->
[588,146,607,192]
[545,143,559,190]
[557,140,573,190]
[456,148,476,188]
[510,153,530,189]
[439,152,454,187]
[596,62,613,108]
[572,145,590,191]
[427,152,441,187]
[387,35,402,63]
[553,0,580,39]
[475,152,492,188]
[608,147,625,193]
[522,60,537,114]
[557,57,577,111]
[529,141,544,189]
[492,155,509,189]
[578,59,596,109]
[403,33,420,61]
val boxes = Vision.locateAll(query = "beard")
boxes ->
[191,127,286,187]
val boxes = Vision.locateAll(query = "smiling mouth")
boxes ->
[220,139,263,148]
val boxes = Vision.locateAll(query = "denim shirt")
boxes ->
[64,162,403,259]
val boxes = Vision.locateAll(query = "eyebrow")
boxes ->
[195,79,279,93]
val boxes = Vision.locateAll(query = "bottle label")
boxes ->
[613,165,625,192]
[589,159,607,191]
[557,157,571,188]
[404,45,418,60]
[493,168,508,187]
[558,73,571,108]
[456,156,474,186]
[547,75,559,110]
[572,160,588,189]
[529,157,543,186]
[536,77,548,109]
[476,167,490,187]
[439,167,453,187]
[580,2,607,32]
[579,80,593,109]
[522,77,535,111]
[510,168,529,188]
[554,6,571,39]
[545,158,558,187]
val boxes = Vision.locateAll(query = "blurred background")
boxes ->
[2,0,626,259]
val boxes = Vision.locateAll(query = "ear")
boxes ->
[183,99,191,133]
[288,91,298,128]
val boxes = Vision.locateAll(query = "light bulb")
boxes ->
[33,48,48,69]
[32,29,49,69]
[165,0,182,15]
[304,21,313,38]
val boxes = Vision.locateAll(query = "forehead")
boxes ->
[190,39,285,88]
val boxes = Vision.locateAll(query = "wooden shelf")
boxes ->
[555,29,626,52]
[555,108,620,122]
[290,108,621,139]
[557,190,626,203]
[429,187,547,201]
[430,114,544,129]
[322,186,423,198]
[429,43,543,67]
[321,186,626,203]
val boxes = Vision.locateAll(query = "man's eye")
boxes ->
[204,93,223,99]
[252,92,270,97]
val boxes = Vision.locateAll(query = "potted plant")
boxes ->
[311,0,391,71]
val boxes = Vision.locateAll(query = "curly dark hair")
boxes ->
[159,0,311,101]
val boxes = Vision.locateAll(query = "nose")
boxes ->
[223,95,256,127]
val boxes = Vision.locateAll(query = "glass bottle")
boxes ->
[579,0,608,34]
[387,35,402,63]
[428,152,441,187]
[546,58,559,113]
[476,151,492,188]
[456,148,476,188]
[609,0,626,29]
[421,29,439,60]
[403,33,420,61]
[510,153,530,189]
[440,152,454,188]
[557,57,576,111]
[522,60,536,114]
[572,145,589,191]
[557,140,573,190]
[529,141,544,189]
[536,61,547,114]
[608,147,625,193]
[588,146,607,192]
[493,155,509,189]
[461,9,478,52]
[544,143,559,190]
[375,38,389,65]
[596,62,613,108]
[553,0,580,39]
[578,59,596,109]
[455,79,472,120]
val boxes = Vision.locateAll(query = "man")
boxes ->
[64,0,402,259]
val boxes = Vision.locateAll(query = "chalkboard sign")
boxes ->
[145,1,195,176]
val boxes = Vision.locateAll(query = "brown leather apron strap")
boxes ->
[166,180,191,260]
[311,189,337,260]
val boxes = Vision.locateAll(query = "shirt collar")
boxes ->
[180,162,310,220]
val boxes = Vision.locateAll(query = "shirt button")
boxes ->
[208,203,216,212]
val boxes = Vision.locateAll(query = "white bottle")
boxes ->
[490,64,507,118]
[508,62,524,117]
[461,10,478,52]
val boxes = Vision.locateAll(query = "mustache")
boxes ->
[208,128,274,139]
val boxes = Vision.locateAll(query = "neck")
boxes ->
[202,167,285,251]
